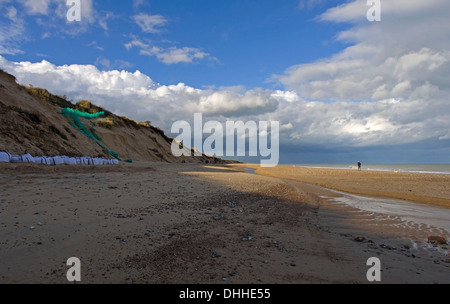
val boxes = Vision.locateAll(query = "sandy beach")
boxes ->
[0,162,449,284]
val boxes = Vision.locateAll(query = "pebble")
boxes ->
[427,236,447,245]
[354,236,366,242]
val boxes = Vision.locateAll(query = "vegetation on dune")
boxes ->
[22,84,156,131]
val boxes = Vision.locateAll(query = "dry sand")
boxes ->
[0,162,449,284]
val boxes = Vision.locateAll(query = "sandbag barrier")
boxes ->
[0,152,119,166]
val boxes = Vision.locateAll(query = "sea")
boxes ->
[292,163,450,175]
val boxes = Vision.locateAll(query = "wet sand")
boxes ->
[0,162,449,284]
[248,164,450,208]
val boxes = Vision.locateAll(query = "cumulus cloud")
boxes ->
[0,56,279,130]
[270,0,450,148]
[188,89,279,117]
[276,0,450,100]
[276,47,450,102]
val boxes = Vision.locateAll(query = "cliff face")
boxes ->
[0,70,227,164]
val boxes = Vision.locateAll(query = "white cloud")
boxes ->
[125,38,215,65]
[18,0,52,15]
[133,13,168,34]
[0,5,25,54]
[298,0,323,11]
[188,89,279,116]
[273,6,450,148]
[153,47,210,65]
[133,0,148,10]
[17,0,96,22]
[13,0,97,37]
[272,0,450,145]
[2,54,448,152]
[276,47,450,102]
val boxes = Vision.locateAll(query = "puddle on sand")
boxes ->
[245,168,450,243]
[244,168,257,175]
[326,191,450,235]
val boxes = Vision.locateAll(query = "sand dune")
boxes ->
[0,70,227,164]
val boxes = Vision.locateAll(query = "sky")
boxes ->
[0,0,449,164]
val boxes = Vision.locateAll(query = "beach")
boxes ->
[0,162,449,284]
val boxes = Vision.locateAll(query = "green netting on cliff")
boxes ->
[61,108,120,160]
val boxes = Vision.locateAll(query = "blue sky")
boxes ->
[3,0,347,89]
[1,0,450,164]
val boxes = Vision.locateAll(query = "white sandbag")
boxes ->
[44,157,55,166]
[67,158,77,165]
[92,158,103,166]
[38,157,48,165]
[0,152,11,163]
[1,151,118,166]
[52,156,64,165]
[33,155,56,166]
[62,156,77,165]
[10,155,22,163]
[21,153,35,163]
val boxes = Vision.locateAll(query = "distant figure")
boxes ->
[357,161,362,171]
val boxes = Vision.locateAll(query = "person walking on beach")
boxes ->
[357,161,362,171]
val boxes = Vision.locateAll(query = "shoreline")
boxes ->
[285,164,450,176]
[236,164,450,209]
